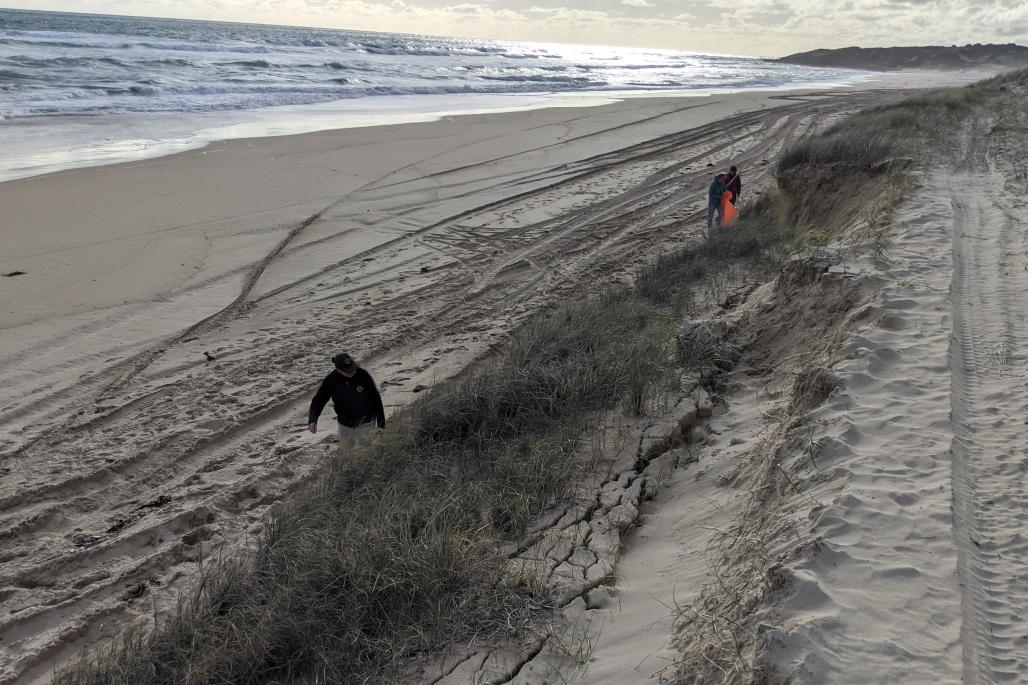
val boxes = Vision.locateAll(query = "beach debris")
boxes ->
[2,270,27,277]
[121,582,149,601]
[204,351,216,362]
[695,389,714,419]
[412,384,427,393]
[72,533,105,549]
[420,266,431,273]
[106,495,174,535]
[141,494,173,509]
[676,318,739,370]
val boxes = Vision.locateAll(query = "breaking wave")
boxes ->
[0,8,872,120]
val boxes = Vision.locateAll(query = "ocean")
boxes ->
[0,8,873,181]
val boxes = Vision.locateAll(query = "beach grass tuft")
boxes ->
[637,197,792,310]
[776,79,1009,175]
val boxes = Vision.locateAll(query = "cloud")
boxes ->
[621,0,653,6]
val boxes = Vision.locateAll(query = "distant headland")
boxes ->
[778,44,1028,71]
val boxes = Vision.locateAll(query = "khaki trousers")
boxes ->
[337,421,372,452]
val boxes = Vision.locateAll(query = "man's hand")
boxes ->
[307,422,317,434]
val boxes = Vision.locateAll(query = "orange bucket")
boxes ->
[721,191,738,225]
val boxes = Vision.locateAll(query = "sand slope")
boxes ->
[732,99,1028,683]
[760,174,964,682]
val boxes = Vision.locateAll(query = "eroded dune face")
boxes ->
[0,89,880,683]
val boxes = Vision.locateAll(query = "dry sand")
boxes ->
[0,69,993,683]
[759,110,1028,683]
[759,172,965,682]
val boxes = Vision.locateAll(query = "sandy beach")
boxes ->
[0,65,995,683]
[2,91,824,443]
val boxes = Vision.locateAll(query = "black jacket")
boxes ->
[308,368,385,428]
[725,173,742,198]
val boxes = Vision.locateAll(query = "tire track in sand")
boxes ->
[950,130,1028,683]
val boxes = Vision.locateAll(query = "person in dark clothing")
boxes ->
[724,166,742,206]
[307,353,385,450]
[708,173,727,229]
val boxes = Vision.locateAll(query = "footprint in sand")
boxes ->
[275,442,303,456]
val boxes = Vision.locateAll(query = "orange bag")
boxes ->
[721,191,738,225]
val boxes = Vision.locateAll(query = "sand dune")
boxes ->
[948,138,1028,683]
[779,45,1028,71]
[758,173,965,682]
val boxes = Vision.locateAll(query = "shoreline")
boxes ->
[0,70,920,185]
[0,67,991,186]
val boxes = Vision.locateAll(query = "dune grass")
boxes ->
[636,197,794,310]
[55,293,673,685]
[770,84,998,236]
[777,85,990,174]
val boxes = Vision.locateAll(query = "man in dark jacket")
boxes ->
[307,353,385,450]
[725,166,742,206]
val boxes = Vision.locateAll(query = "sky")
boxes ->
[8,0,1028,56]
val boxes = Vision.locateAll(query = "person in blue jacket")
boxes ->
[708,173,727,229]
[308,353,385,451]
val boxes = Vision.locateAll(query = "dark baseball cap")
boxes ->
[333,353,358,372]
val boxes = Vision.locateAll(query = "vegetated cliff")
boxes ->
[778,43,1028,71]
